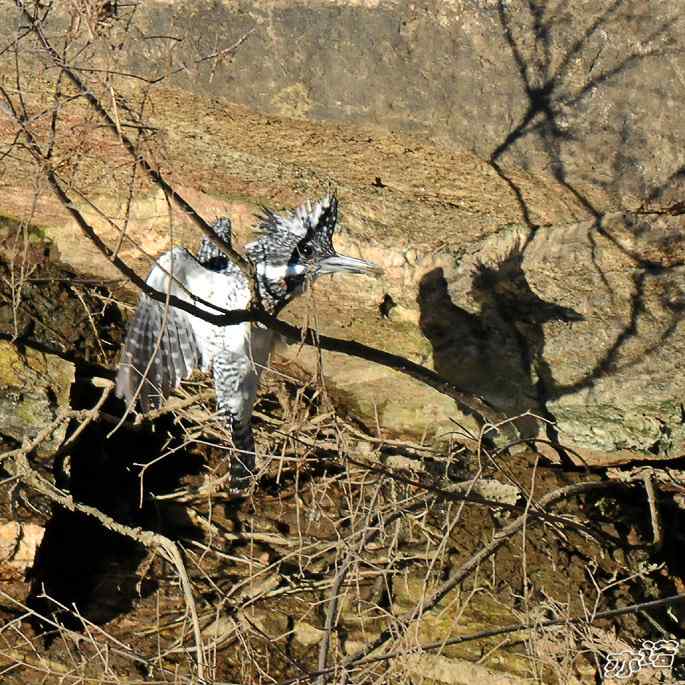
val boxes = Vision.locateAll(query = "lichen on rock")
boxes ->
[0,341,75,455]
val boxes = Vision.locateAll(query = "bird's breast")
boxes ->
[249,325,276,376]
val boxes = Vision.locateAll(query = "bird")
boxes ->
[115,195,381,490]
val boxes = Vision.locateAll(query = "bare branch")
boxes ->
[341,480,625,672]
[14,0,254,287]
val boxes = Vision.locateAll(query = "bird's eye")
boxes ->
[300,244,313,258]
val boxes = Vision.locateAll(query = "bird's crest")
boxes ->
[254,194,338,243]
[245,193,380,312]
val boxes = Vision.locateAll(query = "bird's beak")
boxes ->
[317,254,383,277]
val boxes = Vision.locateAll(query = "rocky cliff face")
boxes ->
[130,0,684,212]
[0,0,683,461]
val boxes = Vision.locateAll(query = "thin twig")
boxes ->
[316,480,385,684]
[274,591,685,684]
[342,480,625,670]
[14,0,252,285]
[642,471,662,548]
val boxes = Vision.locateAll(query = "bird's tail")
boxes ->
[229,422,256,492]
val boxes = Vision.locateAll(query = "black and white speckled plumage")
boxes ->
[116,196,381,490]
[196,216,233,270]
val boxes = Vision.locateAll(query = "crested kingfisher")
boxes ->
[116,196,381,490]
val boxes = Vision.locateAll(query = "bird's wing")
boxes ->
[116,247,235,413]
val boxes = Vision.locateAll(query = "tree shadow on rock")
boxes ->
[487,0,685,405]
[490,0,683,218]
[418,243,583,442]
